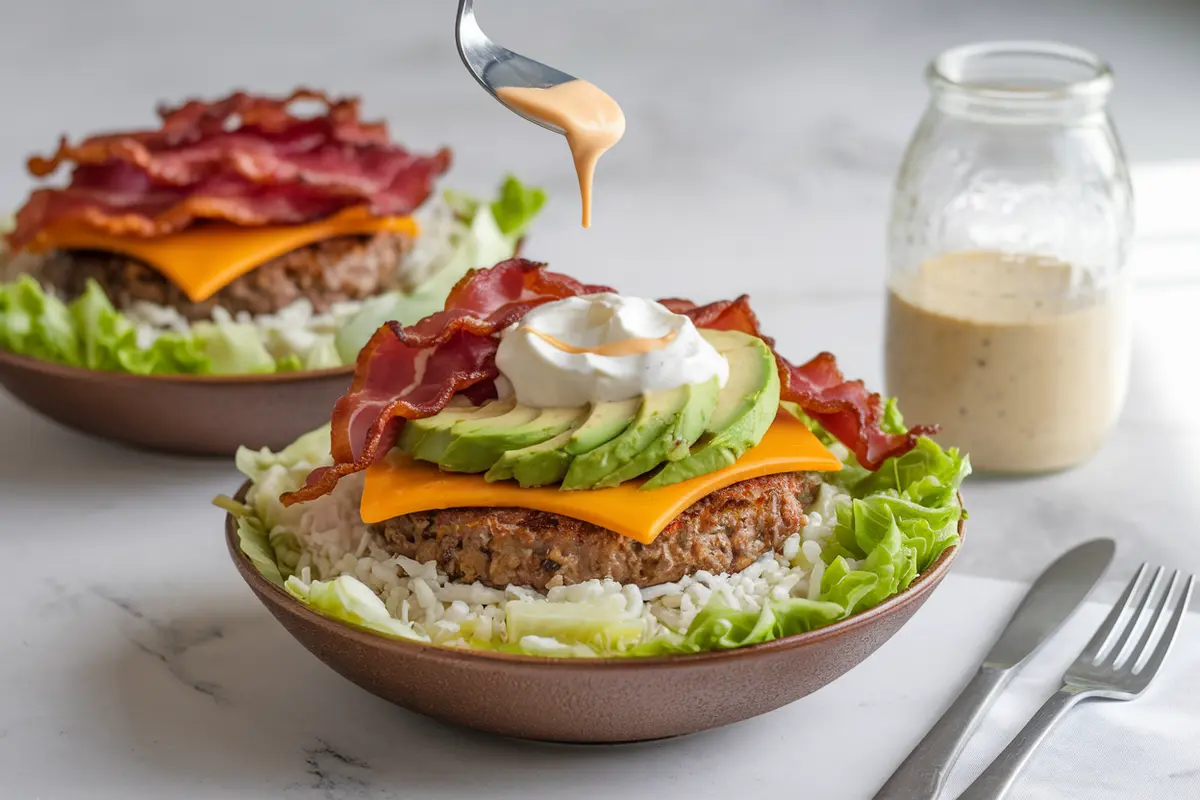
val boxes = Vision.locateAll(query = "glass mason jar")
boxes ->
[886,41,1134,474]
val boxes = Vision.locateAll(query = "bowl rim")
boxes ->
[0,346,353,385]
[225,479,964,669]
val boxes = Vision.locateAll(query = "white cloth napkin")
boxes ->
[878,575,1200,800]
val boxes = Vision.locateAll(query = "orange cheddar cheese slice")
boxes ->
[28,207,419,303]
[361,411,842,545]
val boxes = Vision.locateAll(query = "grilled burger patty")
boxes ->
[374,472,822,591]
[34,231,413,319]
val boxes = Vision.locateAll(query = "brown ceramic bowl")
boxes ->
[0,349,351,456]
[226,481,963,743]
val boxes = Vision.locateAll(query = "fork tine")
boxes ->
[1079,563,1149,663]
[1105,565,1165,667]
[1135,574,1195,681]
[1126,570,1182,673]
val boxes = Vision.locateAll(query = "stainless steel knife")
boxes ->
[872,538,1116,800]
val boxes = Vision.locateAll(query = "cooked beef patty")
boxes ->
[35,231,412,319]
[374,472,822,591]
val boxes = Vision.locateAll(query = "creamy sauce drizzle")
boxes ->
[496,80,625,228]
[521,326,679,357]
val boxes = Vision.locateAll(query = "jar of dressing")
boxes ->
[886,41,1134,474]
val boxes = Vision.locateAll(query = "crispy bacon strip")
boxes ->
[13,150,450,247]
[7,89,451,250]
[27,88,387,177]
[669,296,936,470]
[15,165,352,244]
[284,272,935,506]
[281,260,613,506]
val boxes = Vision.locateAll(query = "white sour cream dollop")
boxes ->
[495,293,729,408]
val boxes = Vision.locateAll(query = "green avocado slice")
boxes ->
[484,396,640,487]
[643,330,780,489]
[561,386,691,490]
[399,397,517,461]
[484,428,574,486]
[565,397,641,455]
[592,376,720,488]
[438,405,588,473]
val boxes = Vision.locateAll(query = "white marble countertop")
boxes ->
[2,0,1200,796]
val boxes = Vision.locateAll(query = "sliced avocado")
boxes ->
[485,428,574,486]
[485,397,641,487]
[698,328,759,354]
[643,330,780,489]
[438,405,588,473]
[561,387,691,490]
[565,397,641,455]
[591,376,720,488]
[399,397,516,460]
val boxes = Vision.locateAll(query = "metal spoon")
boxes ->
[455,0,574,135]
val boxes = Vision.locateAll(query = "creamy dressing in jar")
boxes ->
[885,251,1130,473]
[886,42,1135,473]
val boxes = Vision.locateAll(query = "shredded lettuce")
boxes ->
[233,423,330,535]
[334,176,546,362]
[237,516,286,587]
[190,318,275,374]
[286,575,430,642]
[506,595,645,652]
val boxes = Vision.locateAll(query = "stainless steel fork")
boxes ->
[957,563,1195,800]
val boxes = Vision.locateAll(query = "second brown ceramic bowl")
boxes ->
[0,349,351,456]
[227,483,963,743]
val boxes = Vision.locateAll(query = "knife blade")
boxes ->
[873,537,1115,800]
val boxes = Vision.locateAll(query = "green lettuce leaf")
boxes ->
[0,275,82,365]
[815,423,970,618]
[0,275,328,376]
[301,338,343,371]
[273,353,304,373]
[334,175,546,362]
[0,276,217,374]
[632,597,845,656]
[237,516,285,587]
[191,319,275,374]
[637,403,969,655]
[286,575,430,642]
[488,174,548,236]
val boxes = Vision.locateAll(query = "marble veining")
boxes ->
[297,741,373,798]
[92,586,227,702]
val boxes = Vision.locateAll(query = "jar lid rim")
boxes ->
[928,40,1114,102]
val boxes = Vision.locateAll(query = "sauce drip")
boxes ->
[497,80,625,228]
[522,326,679,357]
